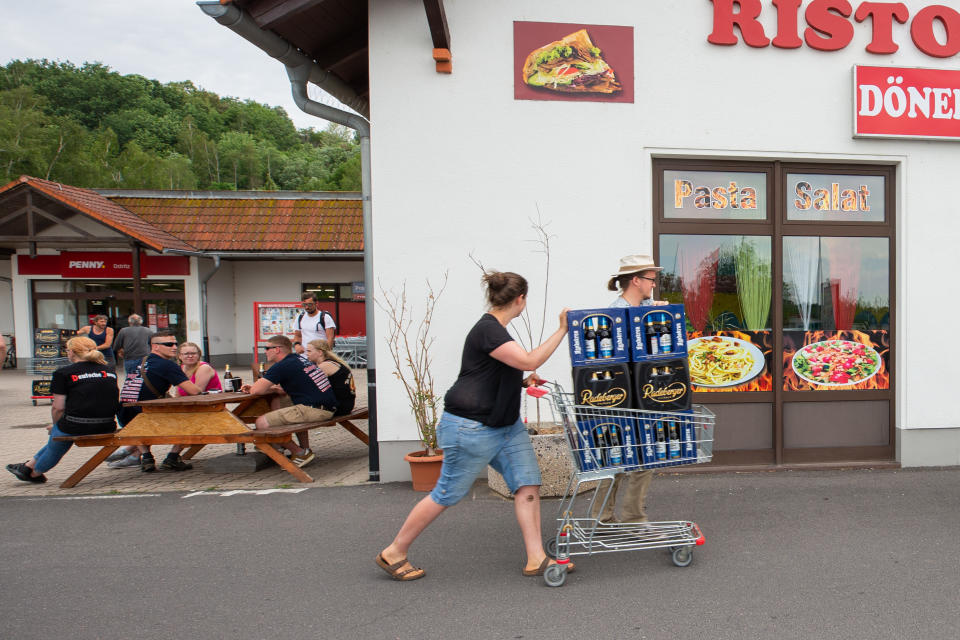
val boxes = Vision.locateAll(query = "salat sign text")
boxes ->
[854,65,960,139]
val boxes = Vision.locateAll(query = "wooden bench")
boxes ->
[53,405,369,487]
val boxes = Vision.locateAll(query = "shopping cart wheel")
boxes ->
[671,547,693,567]
[32,400,37,406]
[545,538,558,559]
[543,563,567,587]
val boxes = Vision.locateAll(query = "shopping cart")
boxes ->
[534,382,715,587]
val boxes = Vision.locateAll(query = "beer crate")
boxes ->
[635,412,696,469]
[567,308,629,366]
[572,363,631,410]
[31,379,52,397]
[33,343,62,359]
[573,414,641,472]
[626,304,688,361]
[34,328,61,344]
[631,358,692,412]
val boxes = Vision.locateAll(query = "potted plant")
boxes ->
[378,273,447,491]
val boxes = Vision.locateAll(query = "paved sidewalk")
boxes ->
[0,366,371,496]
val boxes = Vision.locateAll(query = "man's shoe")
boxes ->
[159,454,193,472]
[6,462,46,483]
[105,447,133,463]
[140,453,156,473]
[290,449,315,468]
[107,453,141,469]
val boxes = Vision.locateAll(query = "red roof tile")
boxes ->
[109,196,363,252]
[0,177,197,253]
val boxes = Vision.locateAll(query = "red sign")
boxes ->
[16,252,190,277]
[854,65,960,139]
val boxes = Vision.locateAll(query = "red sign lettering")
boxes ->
[708,0,960,58]
[854,65,960,139]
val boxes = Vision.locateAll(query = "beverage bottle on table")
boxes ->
[224,364,234,390]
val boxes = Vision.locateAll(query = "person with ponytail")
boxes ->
[305,339,356,416]
[6,337,119,483]
[377,270,570,581]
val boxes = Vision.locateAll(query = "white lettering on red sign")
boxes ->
[854,65,960,139]
[67,260,105,269]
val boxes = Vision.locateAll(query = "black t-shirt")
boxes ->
[263,353,338,410]
[443,314,522,427]
[118,354,190,426]
[327,362,356,416]
[50,361,120,435]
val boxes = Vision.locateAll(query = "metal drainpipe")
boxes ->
[200,255,222,360]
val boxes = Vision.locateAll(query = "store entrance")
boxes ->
[32,280,186,341]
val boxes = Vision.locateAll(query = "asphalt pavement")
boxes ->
[3,467,959,640]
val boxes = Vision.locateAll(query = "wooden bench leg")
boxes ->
[254,443,314,483]
[339,420,369,445]
[60,446,118,489]
[180,445,205,460]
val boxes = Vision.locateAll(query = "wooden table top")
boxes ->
[123,391,256,408]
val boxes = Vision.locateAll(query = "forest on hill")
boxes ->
[0,59,360,191]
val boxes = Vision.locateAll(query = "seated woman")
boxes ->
[6,337,119,483]
[305,339,356,416]
[176,342,222,395]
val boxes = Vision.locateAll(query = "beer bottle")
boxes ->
[641,421,655,463]
[584,317,598,360]
[258,362,265,378]
[593,425,610,467]
[608,424,623,466]
[224,364,233,382]
[645,318,659,355]
[654,421,667,460]
[589,370,599,382]
[597,317,613,358]
[658,316,672,353]
[668,421,681,459]
[602,370,612,380]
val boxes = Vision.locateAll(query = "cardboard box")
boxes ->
[627,304,688,361]
[567,308,629,366]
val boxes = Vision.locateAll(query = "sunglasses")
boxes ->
[153,341,178,347]
[264,346,281,351]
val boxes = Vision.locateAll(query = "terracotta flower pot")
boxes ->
[404,449,444,492]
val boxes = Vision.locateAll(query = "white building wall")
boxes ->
[369,0,960,475]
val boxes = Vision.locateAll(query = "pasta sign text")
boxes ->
[793,182,871,212]
[674,180,759,210]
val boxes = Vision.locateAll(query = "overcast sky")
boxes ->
[0,0,340,131]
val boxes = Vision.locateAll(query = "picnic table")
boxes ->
[53,391,369,488]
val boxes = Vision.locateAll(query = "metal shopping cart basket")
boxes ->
[535,382,715,587]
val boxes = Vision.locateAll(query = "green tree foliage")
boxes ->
[0,59,361,191]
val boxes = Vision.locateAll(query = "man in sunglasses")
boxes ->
[110,330,202,472]
[594,255,668,526]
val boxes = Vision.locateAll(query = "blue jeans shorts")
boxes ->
[429,412,541,507]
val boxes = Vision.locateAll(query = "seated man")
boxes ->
[109,330,202,472]
[241,335,337,467]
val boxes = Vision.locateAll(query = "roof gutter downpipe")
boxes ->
[196,2,369,118]
[285,66,378,482]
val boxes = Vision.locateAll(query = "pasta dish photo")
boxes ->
[688,336,764,388]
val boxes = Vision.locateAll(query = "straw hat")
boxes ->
[607,254,662,291]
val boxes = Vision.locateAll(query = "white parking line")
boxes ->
[25,494,162,501]
[182,488,310,498]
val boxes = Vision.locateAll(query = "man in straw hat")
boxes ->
[595,254,668,525]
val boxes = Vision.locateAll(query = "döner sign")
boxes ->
[854,65,960,139]
[709,0,960,58]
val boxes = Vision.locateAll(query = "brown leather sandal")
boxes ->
[522,557,575,576]
[375,553,426,581]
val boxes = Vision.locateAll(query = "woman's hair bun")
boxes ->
[482,270,528,308]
